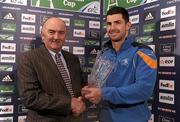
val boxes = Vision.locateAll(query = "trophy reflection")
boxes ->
[88,52,117,88]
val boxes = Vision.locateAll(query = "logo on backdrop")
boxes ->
[0,54,16,63]
[143,23,155,33]
[0,65,13,72]
[0,96,12,103]
[1,11,16,20]
[20,43,35,52]
[0,105,14,114]
[159,57,175,67]
[136,35,153,43]
[161,6,176,18]
[159,79,174,91]
[143,11,156,21]
[0,0,27,5]
[79,1,100,14]
[129,14,139,24]
[130,25,139,35]
[61,17,70,26]
[21,13,36,23]
[18,104,28,114]
[1,75,13,82]
[89,21,100,29]
[18,116,27,122]
[73,47,85,55]
[0,117,13,121]
[21,24,35,34]
[73,29,85,37]
[89,30,100,39]
[159,93,174,104]
[1,43,16,52]
[0,85,14,94]
[1,23,16,32]
[160,19,176,31]
[0,34,14,41]
[74,19,85,28]
[158,116,175,122]
[62,46,70,52]
[159,43,175,54]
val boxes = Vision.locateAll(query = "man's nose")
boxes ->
[53,32,60,39]
[110,23,116,30]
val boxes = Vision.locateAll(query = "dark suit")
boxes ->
[17,45,83,122]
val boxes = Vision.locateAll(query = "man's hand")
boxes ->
[71,96,86,116]
[82,86,102,104]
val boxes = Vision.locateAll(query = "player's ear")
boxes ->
[126,21,131,31]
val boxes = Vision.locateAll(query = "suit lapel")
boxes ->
[40,46,69,93]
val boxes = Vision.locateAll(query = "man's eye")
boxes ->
[115,21,121,24]
[49,31,54,34]
[59,31,65,34]
[106,22,111,26]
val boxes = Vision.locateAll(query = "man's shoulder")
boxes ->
[131,42,155,55]
[131,41,152,51]
[131,41,156,60]
[62,50,77,58]
[20,46,45,58]
[62,50,80,64]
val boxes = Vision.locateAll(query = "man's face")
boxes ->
[106,14,131,42]
[41,18,67,53]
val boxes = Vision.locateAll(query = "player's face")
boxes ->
[106,14,131,42]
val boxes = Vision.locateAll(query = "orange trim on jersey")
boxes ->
[137,51,157,69]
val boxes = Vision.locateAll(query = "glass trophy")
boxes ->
[83,51,117,122]
[88,51,117,88]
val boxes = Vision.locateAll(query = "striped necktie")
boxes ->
[55,53,74,97]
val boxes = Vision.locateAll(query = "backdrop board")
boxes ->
[0,0,101,121]
[0,0,180,122]
[102,0,180,121]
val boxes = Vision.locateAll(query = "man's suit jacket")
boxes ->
[17,45,83,122]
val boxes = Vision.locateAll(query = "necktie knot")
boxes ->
[55,53,61,59]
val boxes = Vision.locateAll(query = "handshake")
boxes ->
[71,85,102,116]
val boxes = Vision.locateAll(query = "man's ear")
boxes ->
[40,31,44,41]
[126,21,132,31]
